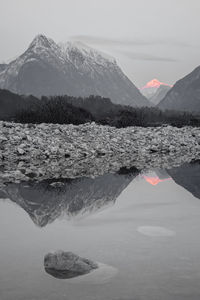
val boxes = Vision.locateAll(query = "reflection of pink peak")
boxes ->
[143,175,171,186]
[141,79,172,90]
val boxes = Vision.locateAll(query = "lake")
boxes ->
[0,162,200,300]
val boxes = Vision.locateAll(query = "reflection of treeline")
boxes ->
[0,89,200,127]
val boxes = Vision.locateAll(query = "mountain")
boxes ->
[141,79,172,99]
[0,34,150,107]
[158,66,200,112]
[0,64,7,72]
[149,85,171,105]
[2,167,139,227]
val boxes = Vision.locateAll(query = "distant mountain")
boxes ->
[158,66,200,112]
[149,85,171,105]
[0,34,150,107]
[141,79,172,99]
[3,167,139,227]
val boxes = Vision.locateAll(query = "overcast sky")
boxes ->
[0,0,199,87]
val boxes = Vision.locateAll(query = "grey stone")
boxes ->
[44,251,98,279]
[0,135,8,142]
[17,148,25,155]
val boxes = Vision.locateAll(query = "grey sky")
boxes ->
[0,0,199,87]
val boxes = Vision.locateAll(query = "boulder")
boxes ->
[0,135,8,142]
[44,251,98,279]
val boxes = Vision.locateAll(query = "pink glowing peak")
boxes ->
[143,175,171,186]
[141,79,172,90]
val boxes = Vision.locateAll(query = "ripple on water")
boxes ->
[67,263,118,285]
[137,226,176,237]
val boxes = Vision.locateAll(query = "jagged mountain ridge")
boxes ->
[0,35,150,107]
[158,66,200,112]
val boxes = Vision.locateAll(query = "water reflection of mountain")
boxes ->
[167,160,200,200]
[143,168,171,185]
[3,167,139,227]
[141,162,200,200]
[143,162,200,200]
[1,161,200,227]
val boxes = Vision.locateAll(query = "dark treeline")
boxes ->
[17,97,93,125]
[99,106,200,127]
[0,89,200,127]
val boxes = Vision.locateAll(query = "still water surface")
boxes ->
[0,163,200,300]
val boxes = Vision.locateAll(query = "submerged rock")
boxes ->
[44,251,98,279]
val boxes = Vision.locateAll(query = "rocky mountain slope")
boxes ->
[0,35,149,107]
[158,66,200,112]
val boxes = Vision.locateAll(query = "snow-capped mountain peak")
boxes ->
[141,79,172,99]
[141,78,172,90]
[0,34,150,107]
[29,34,54,49]
[27,34,67,63]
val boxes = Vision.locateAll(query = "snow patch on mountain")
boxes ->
[60,41,116,64]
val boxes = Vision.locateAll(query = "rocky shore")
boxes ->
[0,121,200,185]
